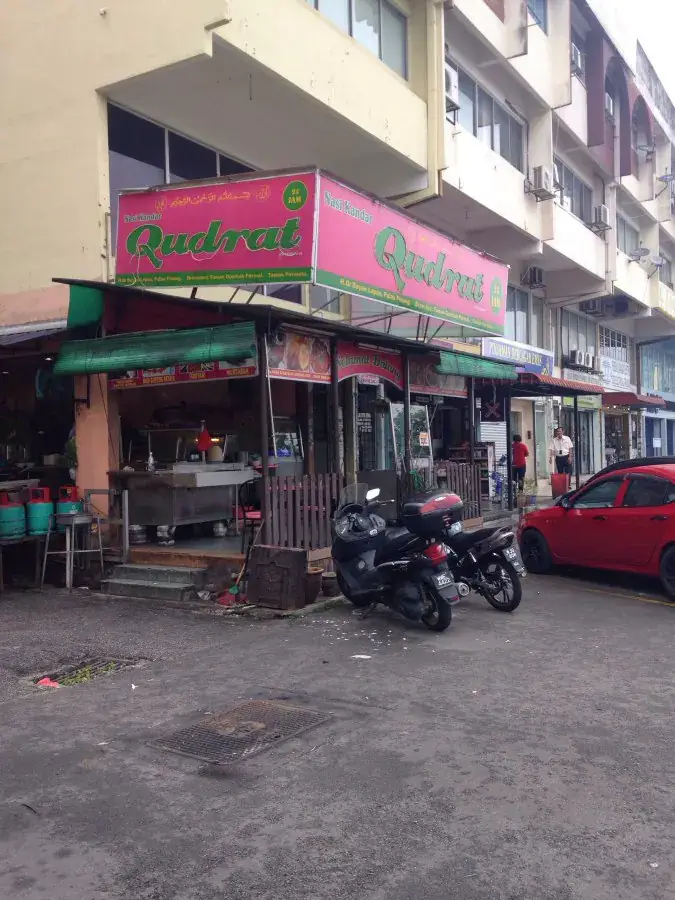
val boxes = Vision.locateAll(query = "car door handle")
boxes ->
[593,515,607,520]
[651,515,669,521]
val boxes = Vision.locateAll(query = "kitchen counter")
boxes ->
[109,466,259,527]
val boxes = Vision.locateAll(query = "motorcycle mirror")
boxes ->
[365,488,381,502]
[560,497,572,510]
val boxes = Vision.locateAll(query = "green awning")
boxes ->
[54,321,257,376]
[67,284,105,329]
[436,351,517,380]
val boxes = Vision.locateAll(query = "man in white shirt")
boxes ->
[549,427,573,474]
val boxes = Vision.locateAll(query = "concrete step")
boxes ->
[101,578,199,603]
[110,564,207,587]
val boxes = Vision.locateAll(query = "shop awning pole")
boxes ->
[259,333,270,544]
[403,353,412,492]
[505,386,514,511]
[468,377,476,462]
[573,395,581,490]
[330,338,340,477]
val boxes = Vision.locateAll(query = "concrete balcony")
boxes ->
[614,252,653,309]
[441,124,542,239]
[656,281,675,322]
[555,76,588,148]
[546,204,606,281]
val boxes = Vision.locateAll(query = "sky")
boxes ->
[588,0,675,101]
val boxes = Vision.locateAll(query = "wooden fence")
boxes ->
[266,474,344,553]
[408,462,483,521]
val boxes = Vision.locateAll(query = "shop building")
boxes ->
[43,168,518,569]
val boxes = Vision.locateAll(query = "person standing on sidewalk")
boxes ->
[549,426,573,475]
[512,434,529,492]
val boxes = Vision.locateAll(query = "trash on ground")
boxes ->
[36,677,59,688]
[350,654,371,659]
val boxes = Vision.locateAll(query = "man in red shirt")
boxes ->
[512,434,529,492]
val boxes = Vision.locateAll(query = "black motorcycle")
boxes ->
[444,523,525,612]
[331,483,462,632]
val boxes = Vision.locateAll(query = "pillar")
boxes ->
[74,374,120,515]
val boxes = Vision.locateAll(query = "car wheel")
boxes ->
[659,546,675,601]
[520,529,553,574]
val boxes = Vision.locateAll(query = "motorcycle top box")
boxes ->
[401,490,463,538]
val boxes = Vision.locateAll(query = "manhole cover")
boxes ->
[33,657,142,686]
[150,699,331,764]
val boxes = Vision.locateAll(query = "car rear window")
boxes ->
[623,477,669,508]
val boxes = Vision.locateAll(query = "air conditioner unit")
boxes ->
[605,297,632,317]
[579,298,604,316]
[605,92,615,120]
[584,352,594,369]
[444,62,460,114]
[523,266,545,288]
[530,165,556,201]
[592,204,611,232]
[571,44,583,75]
[570,349,585,366]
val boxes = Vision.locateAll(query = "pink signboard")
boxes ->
[115,173,316,288]
[315,175,507,335]
[109,358,258,390]
[337,342,403,388]
[337,342,465,397]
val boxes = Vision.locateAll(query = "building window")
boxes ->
[531,295,545,349]
[505,286,544,345]
[562,309,597,359]
[107,104,252,251]
[528,0,547,32]
[553,157,592,223]
[571,28,586,83]
[616,214,640,256]
[660,253,673,288]
[447,59,525,173]
[310,285,342,315]
[168,132,217,183]
[307,0,407,77]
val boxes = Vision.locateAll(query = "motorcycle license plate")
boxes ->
[503,547,526,575]
[433,572,455,589]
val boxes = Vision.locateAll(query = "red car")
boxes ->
[518,458,675,599]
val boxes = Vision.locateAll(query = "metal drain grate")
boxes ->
[34,657,142,686]
[150,699,331,764]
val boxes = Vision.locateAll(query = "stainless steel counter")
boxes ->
[110,465,259,527]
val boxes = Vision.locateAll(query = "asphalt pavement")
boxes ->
[0,574,673,900]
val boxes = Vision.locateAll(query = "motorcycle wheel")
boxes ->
[481,558,522,612]
[420,586,452,632]
[336,570,371,608]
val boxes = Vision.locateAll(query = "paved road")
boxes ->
[0,575,673,900]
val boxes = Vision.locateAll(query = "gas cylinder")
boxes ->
[0,492,26,539]
[27,487,54,536]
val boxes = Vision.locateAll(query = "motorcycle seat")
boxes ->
[449,527,500,555]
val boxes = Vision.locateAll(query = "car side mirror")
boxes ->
[560,497,572,510]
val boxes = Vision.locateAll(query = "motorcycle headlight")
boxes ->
[448,521,463,536]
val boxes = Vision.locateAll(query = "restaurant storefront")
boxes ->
[53,169,511,560]
[479,337,555,484]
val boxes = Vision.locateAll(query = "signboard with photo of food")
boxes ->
[266,330,332,383]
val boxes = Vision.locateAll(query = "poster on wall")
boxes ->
[267,330,332,383]
[109,357,258,390]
